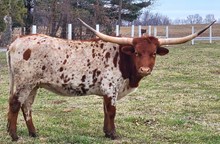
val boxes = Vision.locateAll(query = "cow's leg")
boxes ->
[21,87,38,138]
[7,85,35,141]
[103,96,117,140]
[7,93,21,141]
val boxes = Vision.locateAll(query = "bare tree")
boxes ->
[118,0,122,27]
[187,14,203,24]
[173,18,188,25]
[173,19,182,25]
[204,14,216,24]
[141,11,171,25]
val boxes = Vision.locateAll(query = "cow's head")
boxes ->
[121,36,168,77]
[78,18,215,78]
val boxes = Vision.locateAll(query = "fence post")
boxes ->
[191,26,195,45]
[138,25,141,37]
[131,23,134,37]
[67,24,72,40]
[209,26,212,43]
[95,24,100,38]
[166,26,169,38]
[96,24,99,32]
[154,26,157,37]
[116,25,119,36]
[148,25,151,35]
[32,25,37,34]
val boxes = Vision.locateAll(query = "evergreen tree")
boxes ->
[0,0,26,32]
[105,0,153,22]
[0,0,7,32]
[0,0,25,46]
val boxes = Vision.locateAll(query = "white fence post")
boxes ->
[96,24,99,32]
[67,24,72,40]
[209,26,212,43]
[95,24,100,38]
[138,25,141,37]
[116,25,119,36]
[192,26,195,45]
[131,24,134,37]
[32,25,37,34]
[154,26,157,37]
[148,25,151,35]
[166,26,169,38]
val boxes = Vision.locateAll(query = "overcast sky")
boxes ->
[149,0,220,20]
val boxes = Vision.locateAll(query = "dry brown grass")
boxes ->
[120,23,220,38]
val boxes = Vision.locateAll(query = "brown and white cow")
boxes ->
[7,19,215,141]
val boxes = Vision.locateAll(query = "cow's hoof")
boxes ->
[7,125,19,141]
[105,133,118,140]
[29,132,37,138]
[6,124,9,132]
[11,134,19,141]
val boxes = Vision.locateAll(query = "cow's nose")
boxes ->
[138,67,151,76]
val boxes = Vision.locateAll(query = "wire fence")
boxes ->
[1,23,220,47]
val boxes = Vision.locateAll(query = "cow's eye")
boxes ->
[152,52,156,57]
[134,52,141,57]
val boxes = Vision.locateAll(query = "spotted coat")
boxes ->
[8,34,139,107]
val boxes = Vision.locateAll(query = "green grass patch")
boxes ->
[0,42,220,143]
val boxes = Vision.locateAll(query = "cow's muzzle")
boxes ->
[138,67,151,76]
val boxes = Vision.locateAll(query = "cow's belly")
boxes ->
[39,82,101,97]
[39,79,136,99]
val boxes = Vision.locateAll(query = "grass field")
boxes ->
[0,42,220,143]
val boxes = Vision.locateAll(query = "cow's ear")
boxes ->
[121,46,135,55]
[157,47,169,56]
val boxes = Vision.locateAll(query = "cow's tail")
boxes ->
[7,50,14,96]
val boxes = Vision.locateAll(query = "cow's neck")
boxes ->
[119,49,142,88]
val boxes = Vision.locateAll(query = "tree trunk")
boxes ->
[60,14,67,39]
[118,0,122,29]
[24,0,34,35]
[2,15,12,46]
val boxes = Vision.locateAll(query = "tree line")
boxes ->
[0,0,219,46]
[172,14,218,25]
[138,12,218,26]
[0,0,156,46]
[0,0,153,35]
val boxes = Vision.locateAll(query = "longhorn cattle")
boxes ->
[7,19,215,141]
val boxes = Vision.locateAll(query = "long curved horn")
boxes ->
[78,18,133,45]
[159,21,216,45]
